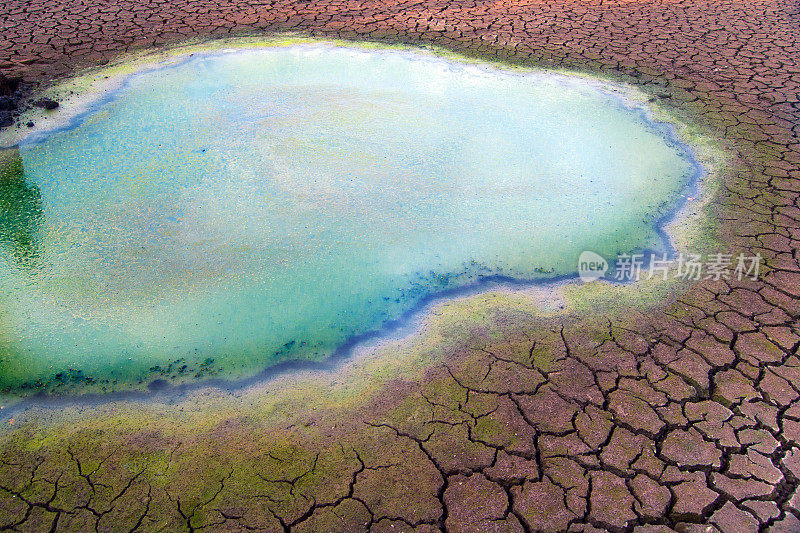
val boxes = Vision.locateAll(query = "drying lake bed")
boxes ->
[0,0,795,527]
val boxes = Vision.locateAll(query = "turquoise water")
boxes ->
[0,45,696,394]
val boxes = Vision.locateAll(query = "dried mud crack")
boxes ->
[2,0,800,531]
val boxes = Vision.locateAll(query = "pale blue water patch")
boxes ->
[0,45,697,394]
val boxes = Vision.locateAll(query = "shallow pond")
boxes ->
[0,45,697,395]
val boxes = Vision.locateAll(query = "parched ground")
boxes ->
[2,0,800,531]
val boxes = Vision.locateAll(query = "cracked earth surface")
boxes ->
[2,0,800,531]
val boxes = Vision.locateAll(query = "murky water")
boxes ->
[0,45,696,395]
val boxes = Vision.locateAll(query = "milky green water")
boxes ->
[0,45,696,395]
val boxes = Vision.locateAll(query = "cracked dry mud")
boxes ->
[2,0,800,531]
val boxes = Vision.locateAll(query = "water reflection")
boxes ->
[0,148,42,271]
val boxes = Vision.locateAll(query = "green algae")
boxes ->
[0,148,42,272]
